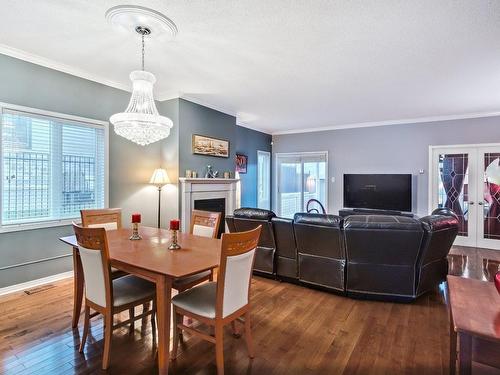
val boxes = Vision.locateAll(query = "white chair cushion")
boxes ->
[192,224,215,238]
[173,270,212,289]
[172,282,217,318]
[112,275,156,308]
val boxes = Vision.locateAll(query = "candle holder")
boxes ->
[168,229,181,250]
[129,222,142,240]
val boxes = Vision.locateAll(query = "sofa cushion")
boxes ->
[233,207,276,221]
[293,213,342,228]
[343,215,422,231]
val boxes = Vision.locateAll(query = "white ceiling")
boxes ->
[1,0,500,134]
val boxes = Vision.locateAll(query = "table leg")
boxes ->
[458,332,472,375]
[449,309,456,375]
[72,246,84,329]
[156,274,172,375]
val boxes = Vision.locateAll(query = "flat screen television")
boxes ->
[343,174,412,212]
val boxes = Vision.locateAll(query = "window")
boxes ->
[257,150,271,209]
[1,104,108,229]
[276,152,327,218]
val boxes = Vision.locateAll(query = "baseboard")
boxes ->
[0,271,73,297]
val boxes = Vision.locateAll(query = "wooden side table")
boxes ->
[447,275,500,374]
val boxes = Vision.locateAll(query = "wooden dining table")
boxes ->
[60,226,221,375]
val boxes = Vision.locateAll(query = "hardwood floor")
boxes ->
[0,246,498,375]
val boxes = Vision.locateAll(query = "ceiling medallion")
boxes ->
[106,6,177,146]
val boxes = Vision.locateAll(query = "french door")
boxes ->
[276,152,328,218]
[430,144,500,250]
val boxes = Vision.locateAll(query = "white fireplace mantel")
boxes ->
[179,178,241,232]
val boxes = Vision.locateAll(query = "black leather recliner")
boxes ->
[225,207,459,301]
[416,208,459,296]
[272,217,298,280]
[343,215,424,301]
[225,208,276,276]
[293,213,346,292]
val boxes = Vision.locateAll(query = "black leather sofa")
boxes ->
[225,207,459,301]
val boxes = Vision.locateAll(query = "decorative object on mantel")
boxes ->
[192,171,198,178]
[130,213,142,240]
[235,153,248,174]
[192,134,229,157]
[107,5,176,146]
[185,170,192,178]
[205,165,219,178]
[169,219,181,250]
[150,168,170,228]
[223,171,231,179]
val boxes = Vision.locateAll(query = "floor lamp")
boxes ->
[150,168,170,228]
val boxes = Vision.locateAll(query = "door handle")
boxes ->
[469,201,475,205]
[478,202,483,206]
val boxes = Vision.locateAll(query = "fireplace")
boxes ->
[179,177,240,235]
[194,198,225,238]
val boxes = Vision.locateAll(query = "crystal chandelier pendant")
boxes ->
[110,70,172,146]
[108,17,175,146]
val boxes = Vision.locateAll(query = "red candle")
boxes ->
[131,213,141,224]
[170,219,180,230]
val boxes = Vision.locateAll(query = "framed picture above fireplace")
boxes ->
[192,134,229,158]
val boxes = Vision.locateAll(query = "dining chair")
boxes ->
[73,223,157,370]
[80,208,149,323]
[81,208,122,231]
[171,225,262,375]
[172,210,222,293]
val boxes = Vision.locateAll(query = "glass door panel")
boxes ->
[437,153,469,237]
[278,158,302,218]
[431,147,477,247]
[303,161,326,212]
[477,147,500,249]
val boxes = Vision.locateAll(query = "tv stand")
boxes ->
[339,208,416,218]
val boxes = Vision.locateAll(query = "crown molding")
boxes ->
[0,44,131,93]
[174,94,272,134]
[272,111,500,135]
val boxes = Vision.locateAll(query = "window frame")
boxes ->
[0,102,109,233]
[257,150,271,209]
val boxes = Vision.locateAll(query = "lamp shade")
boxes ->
[150,168,170,186]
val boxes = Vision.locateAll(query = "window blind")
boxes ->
[1,108,106,226]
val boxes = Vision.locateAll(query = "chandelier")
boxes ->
[110,25,173,146]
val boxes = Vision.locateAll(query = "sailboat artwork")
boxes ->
[192,134,229,158]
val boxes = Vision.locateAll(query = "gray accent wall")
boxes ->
[178,99,237,178]
[0,54,175,288]
[272,116,500,217]
[235,125,272,208]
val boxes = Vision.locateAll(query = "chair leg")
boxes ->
[151,300,157,346]
[102,313,113,370]
[79,305,90,353]
[209,269,214,281]
[129,307,134,334]
[172,308,182,360]
[215,322,224,375]
[244,312,254,359]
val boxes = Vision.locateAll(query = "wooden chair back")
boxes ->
[190,210,222,239]
[216,226,261,318]
[72,223,113,309]
[80,208,122,231]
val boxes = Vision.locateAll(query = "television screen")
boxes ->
[343,174,412,212]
